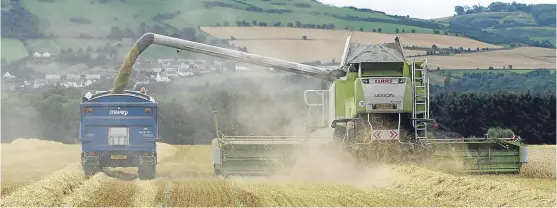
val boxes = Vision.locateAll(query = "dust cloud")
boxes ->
[275,142,397,188]
[219,74,398,189]
[231,75,316,136]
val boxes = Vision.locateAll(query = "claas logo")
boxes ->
[374,79,393,84]
[362,78,405,84]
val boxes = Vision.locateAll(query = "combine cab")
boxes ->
[113,32,528,176]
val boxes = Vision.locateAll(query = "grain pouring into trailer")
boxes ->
[80,71,159,179]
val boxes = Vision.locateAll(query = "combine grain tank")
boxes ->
[113,33,528,176]
[79,88,158,179]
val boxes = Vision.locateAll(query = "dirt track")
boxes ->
[1,139,555,207]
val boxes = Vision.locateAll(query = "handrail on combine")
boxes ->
[303,90,328,128]
[421,137,518,143]
[219,135,334,144]
[303,90,327,106]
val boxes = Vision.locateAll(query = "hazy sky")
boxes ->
[317,0,556,19]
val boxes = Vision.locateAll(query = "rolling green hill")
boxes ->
[4,0,444,38]
[1,0,555,63]
[435,2,556,46]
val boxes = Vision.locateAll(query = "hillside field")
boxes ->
[201,27,556,69]
[1,138,556,207]
[436,11,556,45]
[18,0,439,38]
[0,38,28,62]
[2,0,555,71]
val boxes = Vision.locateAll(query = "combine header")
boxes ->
[116,33,528,176]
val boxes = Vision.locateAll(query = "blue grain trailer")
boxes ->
[79,88,158,180]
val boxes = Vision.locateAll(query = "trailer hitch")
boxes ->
[331,118,362,128]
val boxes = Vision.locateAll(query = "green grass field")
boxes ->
[1,38,29,62]
[440,12,538,26]
[4,0,442,63]
[26,37,197,60]
[486,27,556,45]
[20,0,438,39]
[2,0,554,66]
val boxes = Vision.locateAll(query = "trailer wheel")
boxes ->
[138,164,156,180]
[83,165,100,177]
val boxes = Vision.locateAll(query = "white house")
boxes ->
[66,74,81,80]
[83,80,93,87]
[45,74,61,80]
[33,52,51,58]
[165,68,178,76]
[33,80,49,88]
[235,65,250,71]
[157,58,174,67]
[155,73,170,82]
[178,71,194,77]
[85,74,101,80]
[3,72,15,79]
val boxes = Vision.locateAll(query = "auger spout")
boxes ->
[111,33,346,93]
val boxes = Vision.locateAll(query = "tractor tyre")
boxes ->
[138,164,156,180]
[334,126,346,141]
[83,165,100,177]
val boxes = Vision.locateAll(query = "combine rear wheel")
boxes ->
[138,164,156,180]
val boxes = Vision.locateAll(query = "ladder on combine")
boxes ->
[411,60,430,147]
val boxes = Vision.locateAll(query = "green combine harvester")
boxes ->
[117,33,528,176]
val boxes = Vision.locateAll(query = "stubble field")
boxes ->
[200,27,556,69]
[1,139,555,207]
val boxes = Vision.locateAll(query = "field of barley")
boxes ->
[1,138,555,207]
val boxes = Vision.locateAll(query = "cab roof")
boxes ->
[344,42,406,64]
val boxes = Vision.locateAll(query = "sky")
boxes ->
[317,0,556,19]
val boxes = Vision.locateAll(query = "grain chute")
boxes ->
[117,33,528,176]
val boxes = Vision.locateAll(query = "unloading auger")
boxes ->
[116,33,528,176]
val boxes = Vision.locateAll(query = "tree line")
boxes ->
[431,91,555,144]
[1,0,41,39]
[429,70,556,144]
[432,70,556,94]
